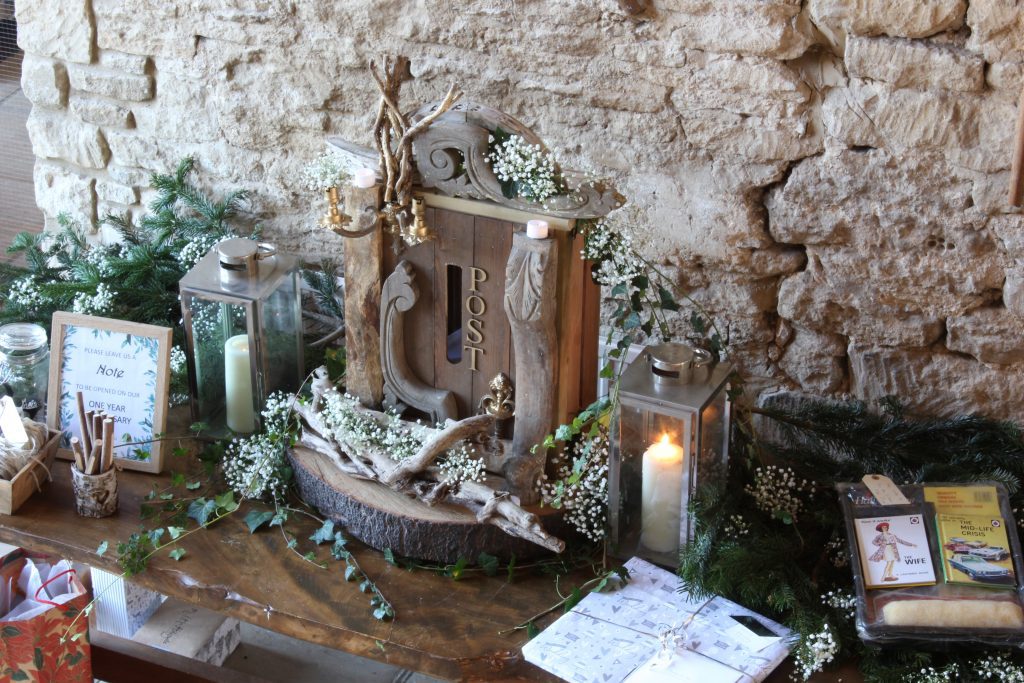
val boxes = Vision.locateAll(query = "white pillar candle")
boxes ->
[641,434,685,554]
[224,334,256,434]
[353,167,376,189]
[526,219,549,239]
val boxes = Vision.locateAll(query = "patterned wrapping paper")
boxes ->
[522,558,792,683]
[90,566,165,639]
[0,548,91,683]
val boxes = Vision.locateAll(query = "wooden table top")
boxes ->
[0,455,860,682]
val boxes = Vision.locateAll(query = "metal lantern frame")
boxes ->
[608,345,733,566]
[179,240,304,434]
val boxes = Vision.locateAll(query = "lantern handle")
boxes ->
[256,243,277,260]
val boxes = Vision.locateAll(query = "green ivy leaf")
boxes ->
[213,491,237,512]
[159,492,174,500]
[383,548,397,566]
[302,551,317,563]
[372,606,391,621]
[506,553,516,583]
[186,481,202,490]
[448,557,468,581]
[344,565,358,581]
[169,548,187,561]
[554,424,573,442]
[96,541,108,556]
[167,526,185,540]
[658,285,680,312]
[526,621,540,640]
[245,510,275,534]
[477,552,499,577]
[187,498,217,526]
[170,472,186,487]
[310,520,335,545]
[172,447,189,459]
[622,311,641,331]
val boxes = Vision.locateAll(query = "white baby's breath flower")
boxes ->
[744,464,814,523]
[301,151,352,192]
[484,134,564,204]
[791,625,838,681]
[71,282,116,315]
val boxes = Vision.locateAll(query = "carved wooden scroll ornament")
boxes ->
[380,261,458,424]
[409,101,625,219]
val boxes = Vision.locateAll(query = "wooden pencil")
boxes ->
[70,437,86,473]
[102,418,114,472]
[76,393,92,454]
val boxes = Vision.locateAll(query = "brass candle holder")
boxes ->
[320,186,353,233]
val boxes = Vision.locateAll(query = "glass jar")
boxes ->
[0,323,49,420]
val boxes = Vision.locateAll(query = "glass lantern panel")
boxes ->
[698,389,730,486]
[612,401,693,567]
[258,272,302,399]
[185,294,256,434]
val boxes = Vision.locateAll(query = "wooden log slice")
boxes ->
[289,446,566,563]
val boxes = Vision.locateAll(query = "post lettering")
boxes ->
[463,345,483,371]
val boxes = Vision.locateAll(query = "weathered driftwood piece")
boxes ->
[290,368,564,553]
[383,414,494,485]
[380,261,458,422]
[369,55,463,212]
[502,233,559,504]
[343,183,385,407]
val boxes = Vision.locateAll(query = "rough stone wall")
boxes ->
[15,0,1024,418]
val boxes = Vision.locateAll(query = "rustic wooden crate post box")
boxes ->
[329,100,622,504]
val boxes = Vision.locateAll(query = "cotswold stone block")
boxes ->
[21,55,68,108]
[967,0,1024,63]
[26,110,109,169]
[33,162,95,229]
[988,62,1024,92]
[849,346,1024,420]
[107,165,152,187]
[96,179,139,205]
[670,54,821,163]
[99,51,149,75]
[845,36,983,92]
[68,65,154,102]
[104,130,161,170]
[809,0,966,40]
[947,308,1024,365]
[663,0,815,59]
[1004,267,1024,318]
[93,0,191,59]
[778,326,847,393]
[15,0,94,64]
[777,269,946,347]
[69,97,134,128]
[822,81,977,151]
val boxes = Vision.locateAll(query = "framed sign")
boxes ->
[47,312,172,474]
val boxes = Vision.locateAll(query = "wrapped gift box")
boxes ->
[90,566,165,639]
[132,598,240,666]
[522,557,792,683]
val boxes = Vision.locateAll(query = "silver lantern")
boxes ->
[608,343,732,566]
[179,239,303,435]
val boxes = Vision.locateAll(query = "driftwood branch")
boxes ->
[290,368,564,553]
[382,414,494,485]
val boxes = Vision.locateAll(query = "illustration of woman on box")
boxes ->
[869,522,917,582]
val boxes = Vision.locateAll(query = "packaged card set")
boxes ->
[839,480,1024,647]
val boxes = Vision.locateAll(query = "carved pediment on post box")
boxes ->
[408,100,625,219]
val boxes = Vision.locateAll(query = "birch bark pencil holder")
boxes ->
[71,464,118,518]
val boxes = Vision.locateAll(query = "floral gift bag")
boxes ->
[0,548,91,682]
